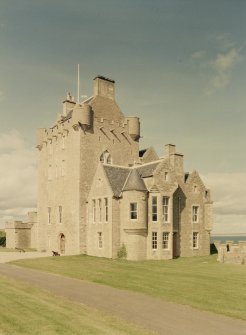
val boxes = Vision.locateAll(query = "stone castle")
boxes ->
[6,75,213,260]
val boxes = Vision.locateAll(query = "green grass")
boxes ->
[11,254,246,320]
[0,275,154,335]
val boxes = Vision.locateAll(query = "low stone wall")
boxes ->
[215,240,246,265]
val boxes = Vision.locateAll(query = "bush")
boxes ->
[117,244,127,259]
[0,236,6,247]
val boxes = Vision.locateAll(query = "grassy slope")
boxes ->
[0,275,153,335]
[12,254,246,320]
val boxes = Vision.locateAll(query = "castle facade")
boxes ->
[33,75,213,260]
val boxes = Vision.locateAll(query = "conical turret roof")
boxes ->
[123,169,147,192]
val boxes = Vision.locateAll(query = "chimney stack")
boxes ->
[93,75,115,100]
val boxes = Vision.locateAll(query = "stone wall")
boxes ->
[215,240,246,265]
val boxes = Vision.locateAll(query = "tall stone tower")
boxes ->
[36,76,140,254]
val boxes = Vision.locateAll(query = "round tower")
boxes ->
[72,104,92,130]
[127,117,140,141]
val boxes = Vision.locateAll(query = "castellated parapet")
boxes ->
[7,75,213,260]
[36,76,141,255]
[5,212,37,249]
[215,240,246,265]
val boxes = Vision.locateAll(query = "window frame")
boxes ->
[48,207,51,225]
[193,232,199,249]
[98,199,102,223]
[104,198,108,223]
[92,199,96,223]
[162,232,169,249]
[162,196,169,223]
[152,196,158,222]
[48,164,52,181]
[98,232,102,249]
[152,232,158,250]
[192,205,199,223]
[130,202,138,220]
[58,206,62,224]
[61,160,65,177]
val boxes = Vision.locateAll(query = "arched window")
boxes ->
[100,151,112,165]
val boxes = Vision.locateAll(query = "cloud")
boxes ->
[202,173,246,233]
[206,48,240,94]
[0,130,37,228]
[191,50,206,60]
[213,48,239,73]
[214,33,235,50]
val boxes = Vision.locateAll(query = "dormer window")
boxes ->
[100,150,112,165]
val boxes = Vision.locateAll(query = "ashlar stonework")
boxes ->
[7,75,213,260]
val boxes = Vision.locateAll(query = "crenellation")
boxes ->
[6,75,213,260]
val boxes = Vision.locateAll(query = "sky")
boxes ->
[0,0,246,233]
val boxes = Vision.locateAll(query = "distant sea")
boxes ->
[211,235,246,244]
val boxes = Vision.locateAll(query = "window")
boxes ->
[58,206,62,224]
[61,160,65,177]
[98,232,102,248]
[192,206,199,223]
[162,232,169,249]
[48,142,52,155]
[48,207,51,224]
[164,172,169,181]
[104,198,108,222]
[130,203,137,220]
[61,136,65,149]
[193,232,199,249]
[98,199,102,222]
[152,232,157,250]
[48,164,52,180]
[93,200,96,223]
[152,196,158,222]
[100,154,104,163]
[107,155,112,164]
[162,196,169,223]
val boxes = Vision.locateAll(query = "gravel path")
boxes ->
[0,264,245,335]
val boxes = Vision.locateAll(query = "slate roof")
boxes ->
[123,169,147,192]
[102,161,161,197]
[103,165,130,197]
[136,161,160,178]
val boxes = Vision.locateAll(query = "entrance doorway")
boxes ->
[60,233,65,254]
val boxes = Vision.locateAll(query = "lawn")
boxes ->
[11,254,246,320]
[0,275,154,335]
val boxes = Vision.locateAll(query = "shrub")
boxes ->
[117,244,127,259]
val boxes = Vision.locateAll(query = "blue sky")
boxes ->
[0,0,246,233]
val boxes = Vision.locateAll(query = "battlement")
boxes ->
[215,240,246,265]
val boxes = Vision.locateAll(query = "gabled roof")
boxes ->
[136,161,160,178]
[139,147,159,163]
[103,165,130,197]
[123,169,147,192]
[102,160,161,197]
